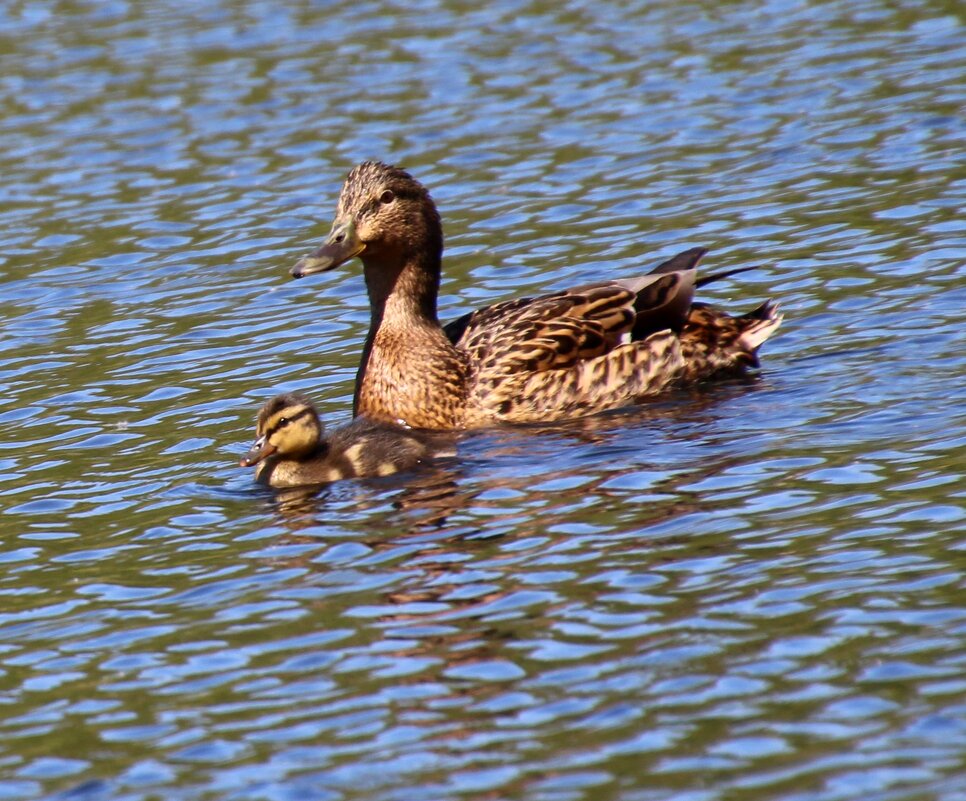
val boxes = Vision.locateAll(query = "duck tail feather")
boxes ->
[739,300,783,352]
[696,264,769,288]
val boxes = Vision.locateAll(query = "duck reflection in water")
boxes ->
[248,380,769,540]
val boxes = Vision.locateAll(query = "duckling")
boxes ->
[291,161,782,430]
[240,393,438,488]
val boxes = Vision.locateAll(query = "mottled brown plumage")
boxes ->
[291,161,782,430]
[240,392,442,488]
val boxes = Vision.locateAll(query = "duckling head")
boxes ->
[240,393,324,467]
[291,161,442,281]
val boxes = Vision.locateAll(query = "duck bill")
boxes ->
[291,221,365,278]
[239,436,277,467]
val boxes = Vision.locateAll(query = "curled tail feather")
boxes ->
[739,300,783,353]
[679,300,782,380]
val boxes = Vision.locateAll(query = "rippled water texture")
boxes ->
[1,1,964,799]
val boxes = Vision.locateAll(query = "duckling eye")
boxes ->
[379,189,395,205]
[279,416,289,426]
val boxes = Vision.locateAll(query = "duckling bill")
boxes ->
[292,161,783,430]
[241,393,439,488]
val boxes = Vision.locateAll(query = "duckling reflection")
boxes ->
[240,393,448,489]
[262,462,467,530]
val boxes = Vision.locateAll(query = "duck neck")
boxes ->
[364,248,442,327]
[353,247,462,422]
[296,440,329,463]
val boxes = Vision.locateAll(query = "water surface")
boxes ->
[0,1,964,799]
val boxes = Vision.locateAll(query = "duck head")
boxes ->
[241,393,324,466]
[290,161,442,279]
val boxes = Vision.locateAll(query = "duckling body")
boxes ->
[292,161,782,430]
[241,393,437,488]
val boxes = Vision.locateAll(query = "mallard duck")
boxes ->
[291,161,782,430]
[240,392,439,488]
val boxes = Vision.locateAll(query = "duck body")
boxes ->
[241,393,438,489]
[292,161,782,430]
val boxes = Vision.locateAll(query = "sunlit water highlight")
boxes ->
[0,1,963,799]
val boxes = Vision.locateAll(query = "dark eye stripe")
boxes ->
[265,407,312,438]
[365,186,416,214]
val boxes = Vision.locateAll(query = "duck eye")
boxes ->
[379,189,395,205]
[279,417,288,426]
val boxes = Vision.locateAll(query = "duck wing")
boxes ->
[450,283,637,371]
[443,246,710,355]
[439,246,778,424]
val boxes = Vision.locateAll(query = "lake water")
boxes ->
[0,1,964,799]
